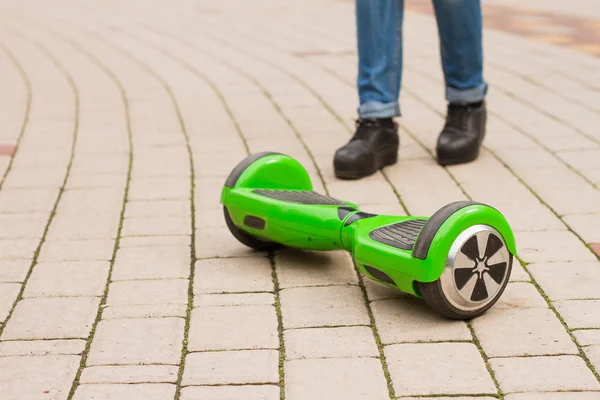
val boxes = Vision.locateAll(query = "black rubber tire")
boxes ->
[417,253,513,320]
[223,206,282,251]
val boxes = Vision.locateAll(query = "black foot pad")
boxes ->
[253,189,347,206]
[369,219,427,250]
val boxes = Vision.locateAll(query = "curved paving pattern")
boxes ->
[0,0,599,399]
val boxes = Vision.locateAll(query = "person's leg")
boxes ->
[356,0,404,119]
[334,0,404,179]
[432,0,487,165]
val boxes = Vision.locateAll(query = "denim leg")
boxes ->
[355,0,404,119]
[431,0,487,105]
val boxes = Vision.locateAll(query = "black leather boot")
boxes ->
[333,118,399,179]
[436,100,486,166]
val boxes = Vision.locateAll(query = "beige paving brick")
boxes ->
[573,329,600,346]
[118,235,190,248]
[494,282,547,309]
[0,339,85,356]
[563,214,600,243]
[0,213,47,239]
[490,356,600,393]
[0,259,30,282]
[0,283,20,321]
[106,279,188,306]
[182,350,278,385]
[516,231,596,263]
[0,355,80,400]
[473,307,577,357]
[80,365,178,384]
[509,260,531,282]
[194,257,273,293]
[506,393,600,400]
[2,297,99,340]
[195,226,268,258]
[125,199,190,219]
[584,345,600,372]
[128,176,189,201]
[2,166,67,189]
[73,383,176,400]
[194,292,275,307]
[195,176,228,209]
[555,300,600,329]
[0,239,38,259]
[371,298,471,344]
[66,172,126,189]
[87,318,184,365]
[276,249,357,288]
[181,385,280,400]
[285,357,388,399]
[188,305,278,351]
[70,154,129,175]
[122,216,191,236]
[285,326,378,360]
[102,303,187,319]
[23,261,109,298]
[112,246,190,280]
[385,342,496,395]
[529,262,600,300]
[280,286,369,329]
[363,279,410,301]
[38,239,115,262]
[0,188,58,213]
[58,187,124,214]
[48,211,120,240]
[130,147,189,178]
[409,395,497,400]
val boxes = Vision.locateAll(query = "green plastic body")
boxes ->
[221,154,517,297]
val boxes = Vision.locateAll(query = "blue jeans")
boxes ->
[356,0,487,118]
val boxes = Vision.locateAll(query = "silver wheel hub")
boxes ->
[440,225,510,312]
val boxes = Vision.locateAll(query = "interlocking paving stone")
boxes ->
[2,297,100,340]
[37,239,115,262]
[0,355,80,400]
[111,246,190,280]
[182,350,279,385]
[105,279,188,306]
[181,385,280,400]
[275,249,358,288]
[573,329,600,346]
[23,261,109,298]
[86,318,184,366]
[555,300,600,329]
[188,305,278,351]
[371,298,471,344]
[285,357,389,399]
[491,356,600,393]
[385,342,496,395]
[124,199,190,219]
[515,230,597,263]
[79,365,179,384]
[103,303,187,320]
[0,259,30,282]
[193,257,274,293]
[194,293,275,307]
[284,326,378,359]
[73,384,176,400]
[0,339,86,357]
[505,394,600,400]
[0,283,20,321]
[529,262,600,300]
[472,307,578,357]
[280,285,370,329]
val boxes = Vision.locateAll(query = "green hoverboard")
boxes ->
[220,152,516,319]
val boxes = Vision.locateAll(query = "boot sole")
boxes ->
[334,149,398,180]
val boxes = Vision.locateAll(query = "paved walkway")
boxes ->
[0,0,599,399]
